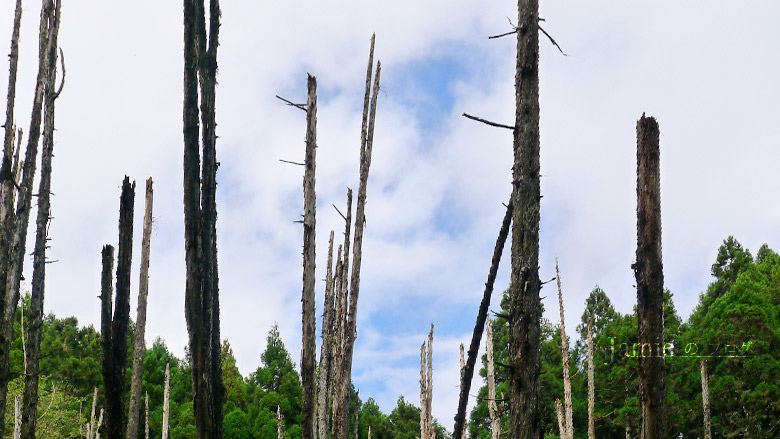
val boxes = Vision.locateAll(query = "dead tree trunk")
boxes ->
[87,388,99,439]
[101,177,136,439]
[13,395,21,439]
[555,258,573,439]
[353,390,359,439]
[587,319,595,439]
[21,1,62,437]
[700,360,711,439]
[633,114,667,439]
[301,74,318,439]
[486,318,500,439]
[127,178,154,439]
[277,405,284,439]
[459,344,466,439]
[555,399,565,439]
[144,393,149,439]
[317,231,335,439]
[426,325,433,439]
[162,363,170,439]
[419,327,434,439]
[452,200,512,439]
[1,0,23,217]
[183,0,224,438]
[0,0,57,427]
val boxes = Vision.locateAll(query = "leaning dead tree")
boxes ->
[21,0,62,437]
[183,0,224,437]
[127,178,154,439]
[587,319,595,439]
[700,360,711,439]
[555,258,573,439]
[633,114,667,438]
[419,324,434,439]
[509,0,543,438]
[300,74,318,439]
[101,177,136,439]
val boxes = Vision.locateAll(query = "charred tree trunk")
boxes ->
[21,2,61,437]
[317,231,335,439]
[508,1,542,439]
[633,114,667,439]
[555,258,573,439]
[700,360,711,439]
[301,74,318,439]
[452,200,512,439]
[587,319,595,439]
[183,0,223,438]
[101,177,136,439]
[162,363,171,439]
[127,178,154,439]
[486,318,500,439]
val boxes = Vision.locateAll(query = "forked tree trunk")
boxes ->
[508,0,542,438]
[162,363,171,439]
[587,319,595,439]
[554,258,573,439]
[486,318,500,439]
[634,114,667,439]
[700,360,711,439]
[127,178,154,439]
[301,74,318,439]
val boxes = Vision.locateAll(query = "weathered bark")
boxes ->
[508,0,542,438]
[1,0,23,214]
[554,258,573,439]
[13,395,21,439]
[0,0,56,428]
[587,319,595,439]
[95,408,104,439]
[87,387,98,439]
[700,360,711,439]
[127,178,154,439]
[452,200,512,439]
[425,324,433,439]
[102,177,136,439]
[555,399,564,439]
[144,393,149,439]
[419,342,427,439]
[301,74,318,439]
[317,231,335,439]
[277,405,284,439]
[486,318,500,439]
[459,344,466,439]
[183,0,224,437]
[634,114,667,439]
[367,426,371,439]
[162,363,170,439]
[353,390,359,439]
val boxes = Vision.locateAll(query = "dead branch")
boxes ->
[276,94,307,112]
[462,113,514,130]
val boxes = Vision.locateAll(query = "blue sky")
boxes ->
[2,0,780,428]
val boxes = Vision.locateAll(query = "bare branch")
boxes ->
[332,204,347,221]
[276,94,307,112]
[52,49,66,101]
[279,159,305,166]
[462,113,514,130]
[539,25,568,56]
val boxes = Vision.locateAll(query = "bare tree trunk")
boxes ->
[419,341,428,439]
[634,114,667,439]
[353,390,359,439]
[102,177,136,439]
[317,231,335,439]
[162,363,170,439]
[554,258,573,439]
[555,399,564,439]
[14,395,21,439]
[127,178,154,439]
[144,393,149,439]
[183,1,223,438]
[95,409,104,439]
[452,200,512,439]
[508,0,542,438]
[367,426,370,439]
[486,318,500,439]
[1,0,23,227]
[700,360,711,439]
[459,344,465,439]
[301,74,318,439]
[587,319,595,439]
[426,324,433,439]
[277,405,284,439]
[88,388,98,439]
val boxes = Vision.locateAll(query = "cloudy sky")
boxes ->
[2,0,779,428]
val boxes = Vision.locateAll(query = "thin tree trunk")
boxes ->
[277,405,284,439]
[162,363,170,439]
[127,178,154,439]
[95,408,104,439]
[426,325,433,439]
[554,258,573,439]
[459,344,465,439]
[144,393,149,439]
[102,177,136,439]
[88,387,98,439]
[14,395,21,439]
[367,426,370,439]
[419,341,427,439]
[1,0,23,230]
[508,0,542,438]
[700,360,711,439]
[452,200,512,439]
[317,231,335,439]
[634,114,667,439]
[301,74,318,439]
[0,0,55,427]
[555,399,564,439]
[486,318,500,439]
[587,319,595,439]
[353,390,359,439]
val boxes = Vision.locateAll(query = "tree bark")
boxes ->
[508,1,542,439]
[554,258,573,439]
[13,395,21,439]
[419,341,428,439]
[634,114,667,439]
[459,344,466,439]
[88,387,98,439]
[700,360,711,439]
[1,0,23,221]
[555,399,564,439]
[144,393,149,439]
[452,200,512,439]
[587,319,595,439]
[486,318,500,439]
[127,178,154,439]
[301,74,318,439]
[162,363,170,439]
[426,324,433,439]
[317,231,335,439]
[277,405,284,439]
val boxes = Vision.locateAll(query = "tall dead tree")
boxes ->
[101,177,136,439]
[459,344,466,439]
[486,318,500,439]
[301,74,318,439]
[451,200,512,439]
[555,258,573,439]
[419,324,433,439]
[162,363,171,439]
[587,319,595,439]
[21,0,62,437]
[0,0,59,428]
[700,360,711,439]
[508,1,543,439]
[127,178,154,439]
[332,34,381,439]
[633,114,667,439]
[317,231,335,439]
[183,0,224,437]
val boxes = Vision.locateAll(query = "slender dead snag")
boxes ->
[555,399,565,439]
[127,178,154,439]
[301,74,318,439]
[144,393,149,439]
[277,405,284,439]
[317,231,335,439]
[426,325,433,439]
[587,319,595,439]
[419,327,434,439]
[14,395,21,439]
[555,258,573,439]
[452,200,512,439]
[353,390,359,439]
[508,0,543,438]
[700,360,711,439]
[183,0,224,437]
[162,363,170,439]
[101,177,136,439]
[633,114,667,439]
[486,318,500,439]
[20,298,25,373]
[87,388,98,439]
[459,344,466,439]
[1,0,23,199]
[368,425,371,439]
